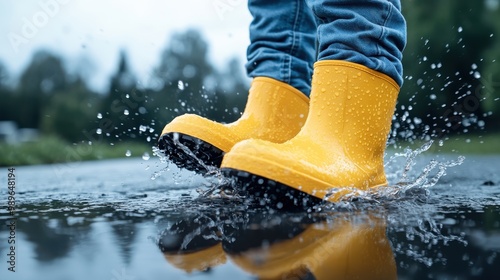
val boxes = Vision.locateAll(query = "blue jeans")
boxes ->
[246,0,406,96]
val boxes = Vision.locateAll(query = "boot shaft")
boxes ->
[302,61,399,171]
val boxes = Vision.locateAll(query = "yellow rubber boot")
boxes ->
[158,77,309,173]
[221,61,399,204]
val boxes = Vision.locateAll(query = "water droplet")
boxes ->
[125,150,131,157]
[178,80,185,90]
[422,56,428,62]
[139,125,147,132]
[97,113,102,119]
[430,94,437,100]
[473,71,481,79]
[142,152,150,160]
[458,26,463,33]
[124,109,129,115]
[96,128,102,135]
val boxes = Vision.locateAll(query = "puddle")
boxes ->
[0,147,499,279]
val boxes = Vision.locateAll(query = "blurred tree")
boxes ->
[17,50,69,128]
[213,57,249,123]
[0,62,16,122]
[153,29,217,121]
[480,2,500,130]
[156,29,213,91]
[100,50,150,143]
[0,62,7,87]
[40,78,100,142]
[399,0,495,138]
[151,29,250,133]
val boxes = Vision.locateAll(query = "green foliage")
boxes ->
[0,61,7,87]
[99,50,152,142]
[0,62,16,121]
[399,0,498,139]
[16,50,69,129]
[0,135,151,166]
[481,3,500,122]
[40,79,100,142]
[151,29,248,125]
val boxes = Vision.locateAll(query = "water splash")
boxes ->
[154,138,474,269]
[150,136,228,188]
[319,141,468,267]
[150,146,171,180]
[321,141,465,205]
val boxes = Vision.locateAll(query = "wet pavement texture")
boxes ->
[0,154,499,280]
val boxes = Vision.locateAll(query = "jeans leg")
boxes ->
[305,0,406,87]
[246,0,317,96]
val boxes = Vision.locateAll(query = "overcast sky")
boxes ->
[0,0,252,92]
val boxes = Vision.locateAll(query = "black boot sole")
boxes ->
[221,168,324,210]
[158,132,224,174]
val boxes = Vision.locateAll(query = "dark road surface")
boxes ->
[0,153,499,280]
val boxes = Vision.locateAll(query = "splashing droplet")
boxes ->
[178,80,185,90]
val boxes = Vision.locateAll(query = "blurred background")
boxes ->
[0,0,499,166]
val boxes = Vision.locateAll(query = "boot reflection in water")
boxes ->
[159,0,406,204]
[157,212,396,279]
[158,215,226,273]
[225,214,396,280]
